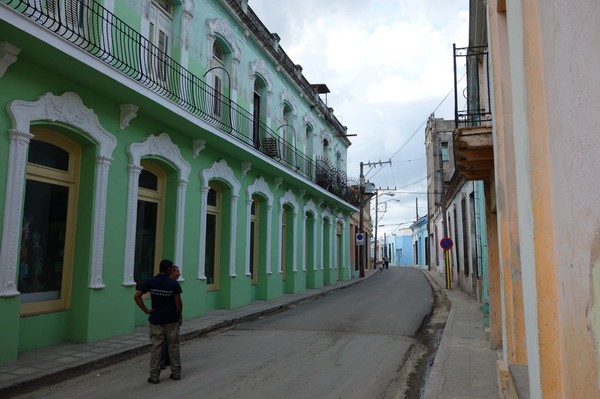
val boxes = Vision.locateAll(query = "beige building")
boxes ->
[453,0,600,397]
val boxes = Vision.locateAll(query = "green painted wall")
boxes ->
[0,0,356,365]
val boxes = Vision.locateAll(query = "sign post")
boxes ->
[356,232,365,245]
[440,237,453,289]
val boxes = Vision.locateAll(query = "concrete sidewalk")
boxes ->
[423,271,500,399]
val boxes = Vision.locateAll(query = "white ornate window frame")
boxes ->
[198,159,240,279]
[246,177,274,275]
[278,189,299,273]
[122,132,191,286]
[336,212,348,270]
[250,60,273,126]
[303,200,319,272]
[0,92,117,296]
[321,209,334,270]
[207,18,241,89]
[250,60,273,92]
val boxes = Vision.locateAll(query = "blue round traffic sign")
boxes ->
[440,237,453,250]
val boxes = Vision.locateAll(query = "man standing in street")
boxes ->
[134,259,183,384]
[160,265,181,370]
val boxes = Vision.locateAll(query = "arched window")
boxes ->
[322,137,330,161]
[211,41,226,118]
[282,103,295,164]
[19,127,80,315]
[305,124,314,176]
[134,161,165,284]
[253,77,267,149]
[205,183,221,289]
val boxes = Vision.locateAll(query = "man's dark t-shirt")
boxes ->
[138,274,182,325]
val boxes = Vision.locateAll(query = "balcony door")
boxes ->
[145,0,172,83]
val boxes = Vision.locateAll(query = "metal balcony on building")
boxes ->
[453,44,494,181]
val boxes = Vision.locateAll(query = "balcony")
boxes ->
[453,44,494,181]
[453,125,493,181]
[1,0,356,204]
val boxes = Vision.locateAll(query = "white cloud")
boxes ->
[249,0,468,232]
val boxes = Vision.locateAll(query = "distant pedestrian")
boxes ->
[160,265,181,370]
[134,259,183,384]
[383,257,389,269]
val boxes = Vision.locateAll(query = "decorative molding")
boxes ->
[274,177,282,189]
[304,113,317,132]
[0,42,20,78]
[246,177,274,275]
[250,59,273,90]
[199,160,241,279]
[1,92,117,295]
[193,139,206,158]
[279,189,299,272]
[280,90,298,117]
[123,133,190,286]
[322,209,334,270]
[119,104,138,129]
[304,200,319,271]
[241,161,252,176]
[0,129,33,297]
[207,18,241,60]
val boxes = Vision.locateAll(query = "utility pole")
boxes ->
[373,186,397,269]
[358,160,392,277]
[415,197,419,220]
[439,138,451,289]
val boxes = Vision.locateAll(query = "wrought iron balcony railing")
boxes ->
[453,44,492,129]
[2,0,357,205]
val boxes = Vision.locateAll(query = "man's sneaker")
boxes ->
[169,374,181,381]
[147,377,160,384]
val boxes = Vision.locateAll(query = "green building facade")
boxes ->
[0,0,358,364]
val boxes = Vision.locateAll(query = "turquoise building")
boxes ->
[410,216,428,269]
[0,0,358,364]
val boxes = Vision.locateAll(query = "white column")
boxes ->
[292,210,298,272]
[313,216,318,271]
[277,207,284,273]
[329,221,334,269]
[0,129,33,297]
[174,178,188,277]
[197,186,209,280]
[244,199,253,276]
[89,155,113,288]
[320,218,325,270]
[122,164,142,286]
[301,214,307,272]
[229,195,239,277]
[266,204,273,274]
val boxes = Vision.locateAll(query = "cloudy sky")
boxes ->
[249,0,469,235]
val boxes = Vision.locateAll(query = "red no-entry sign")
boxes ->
[440,237,453,250]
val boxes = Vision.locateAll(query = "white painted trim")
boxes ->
[1,92,117,295]
[303,200,319,272]
[279,190,299,273]
[246,177,274,276]
[123,133,191,286]
[0,42,20,78]
[199,159,241,279]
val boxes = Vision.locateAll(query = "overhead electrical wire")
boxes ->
[366,72,466,181]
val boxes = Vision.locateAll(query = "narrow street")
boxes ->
[13,268,436,399]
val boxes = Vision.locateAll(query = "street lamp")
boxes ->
[374,191,395,267]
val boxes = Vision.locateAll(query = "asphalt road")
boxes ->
[14,267,433,399]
